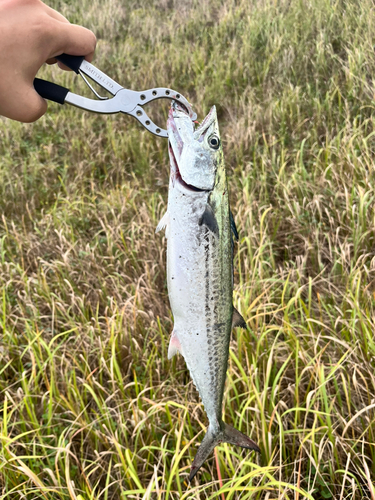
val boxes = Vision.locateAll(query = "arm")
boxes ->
[0,0,96,122]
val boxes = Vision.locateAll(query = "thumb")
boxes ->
[50,21,96,64]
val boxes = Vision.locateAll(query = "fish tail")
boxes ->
[189,423,260,481]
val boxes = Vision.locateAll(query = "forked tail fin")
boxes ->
[189,422,260,481]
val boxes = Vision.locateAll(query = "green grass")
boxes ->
[1,0,375,497]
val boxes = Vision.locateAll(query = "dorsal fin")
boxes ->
[232,307,247,329]
[230,210,239,241]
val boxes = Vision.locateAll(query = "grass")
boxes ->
[1,0,375,497]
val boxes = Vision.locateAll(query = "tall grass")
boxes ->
[1,0,375,498]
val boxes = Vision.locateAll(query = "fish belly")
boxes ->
[166,185,232,423]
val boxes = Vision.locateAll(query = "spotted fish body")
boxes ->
[157,103,260,481]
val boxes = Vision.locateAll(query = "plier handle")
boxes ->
[34,54,196,138]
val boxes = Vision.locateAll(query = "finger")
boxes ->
[0,83,47,123]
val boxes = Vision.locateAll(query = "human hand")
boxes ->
[0,0,96,122]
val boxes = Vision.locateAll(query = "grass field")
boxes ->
[1,0,375,498]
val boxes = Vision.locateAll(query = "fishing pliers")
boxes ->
[34,54,196,138]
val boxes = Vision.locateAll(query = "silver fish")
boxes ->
[157,102,260,481]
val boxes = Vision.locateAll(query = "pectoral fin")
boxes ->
[198,204,219,236]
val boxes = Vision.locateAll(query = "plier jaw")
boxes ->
[34,54,196,138]
[65,87,193,138]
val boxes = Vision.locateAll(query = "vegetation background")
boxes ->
[1,0,375,498]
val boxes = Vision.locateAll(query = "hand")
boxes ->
[0,0,96,122]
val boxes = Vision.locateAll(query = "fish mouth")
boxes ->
[168,101,208,193]
[168,141,206,192]
[167,103,185,158]
[193,106,217,140]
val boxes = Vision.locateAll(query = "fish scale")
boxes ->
[156,102,260,481]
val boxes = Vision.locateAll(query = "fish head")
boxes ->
[168,103,223,192]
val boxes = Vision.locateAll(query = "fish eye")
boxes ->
[208,135,220,150]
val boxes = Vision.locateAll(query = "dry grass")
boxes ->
[1,0,375,498]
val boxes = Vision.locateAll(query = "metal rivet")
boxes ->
[136,110,142,116]
[140,94,146,100]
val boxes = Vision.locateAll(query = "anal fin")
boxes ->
[168,330,181,359]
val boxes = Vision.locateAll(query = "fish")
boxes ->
[156,102,260,481]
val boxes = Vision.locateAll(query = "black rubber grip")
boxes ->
[33,78,69,104]
[56,54,84,74]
